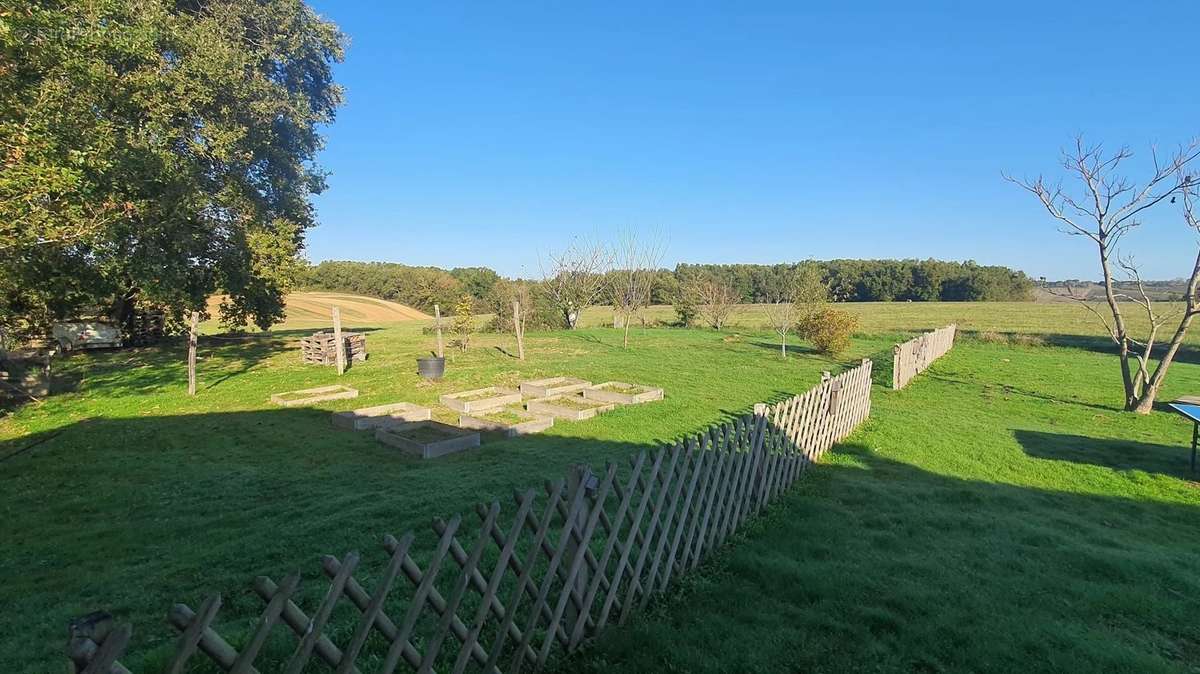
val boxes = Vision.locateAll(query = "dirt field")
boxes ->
[205,291,430,331]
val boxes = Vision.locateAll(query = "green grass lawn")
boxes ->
[563,339,1200,673]
[2,319,882,672]
[4,303,1200,672]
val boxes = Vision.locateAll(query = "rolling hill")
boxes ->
[205,291,430,331]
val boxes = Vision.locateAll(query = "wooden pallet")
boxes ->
[300,330,368,366]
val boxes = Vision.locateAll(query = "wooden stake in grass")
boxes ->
[513,300,526,361]
[434,304,445,358]
[332,306,345,375]
[187,311,198,396]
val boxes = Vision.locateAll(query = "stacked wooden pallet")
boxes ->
[299,330,367,366]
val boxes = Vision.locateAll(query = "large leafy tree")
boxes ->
[0,0,344,338]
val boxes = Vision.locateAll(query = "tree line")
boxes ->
[302,258,1034,314]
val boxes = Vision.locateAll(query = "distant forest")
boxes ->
[301,259,1035,314]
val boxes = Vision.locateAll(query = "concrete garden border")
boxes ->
[332,402,432,431]
[582,381,664,405]
[375,421,481,459]
[519,376,592,398]
[439,386,522,413]
[270,385,359,407]
[526,394,614,421]
[458,407,554,437]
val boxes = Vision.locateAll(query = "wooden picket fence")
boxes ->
[66,360,873,674]
[891,324,956,390]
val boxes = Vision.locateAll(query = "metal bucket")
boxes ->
[417,356,445,379]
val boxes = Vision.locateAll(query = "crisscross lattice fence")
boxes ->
[892,324,956,390]
[66,360,873,674]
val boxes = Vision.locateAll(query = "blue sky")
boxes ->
[304,2,1200,280]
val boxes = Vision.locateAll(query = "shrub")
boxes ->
[1011,333,1046,347]
[673,295,698,327]
[797,307,858,355]
[976,330,1007,344]
[451,294,473,351]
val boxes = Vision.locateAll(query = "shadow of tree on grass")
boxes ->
[1015,428,1198,480]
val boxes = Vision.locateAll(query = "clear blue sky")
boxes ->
[304,1,1200,280]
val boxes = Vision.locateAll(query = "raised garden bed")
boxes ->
[458,407,554,437]
[270,385,359,407]
[526,394,614,421]
[374,421,480,459]
[331,402,431,431]
[582,381,664,405]
[439,386,522,413]
[519,376,592,398]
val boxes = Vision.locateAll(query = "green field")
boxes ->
[4,302,1200,672]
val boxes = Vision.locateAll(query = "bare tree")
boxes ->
[511,281,533,360]
[762,289,797,357]
[608,230,666,348]
[541,238,611,329]
[1007,136,1200,413]
[690,276,739,330]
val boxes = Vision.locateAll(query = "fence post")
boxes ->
[513,300,525,360]
[332,307,345,375]
[751,403,770,510]
[434,304,445,359]
[891,345,901,389]
[564,464,596,629]
[67,612,131,674]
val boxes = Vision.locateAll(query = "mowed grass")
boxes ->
[563,340,1200,673]
[2,301,1199,672]
[1,317,882,672]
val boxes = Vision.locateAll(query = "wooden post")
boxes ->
[513,300,525,361]
[892,344,901,390]
[564,464,593,627]
[187,311,198,396]
[434,304,445,358]
[332,306,345,375]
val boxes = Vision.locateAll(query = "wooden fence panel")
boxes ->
[892,324,956,390]
[65,360,874,674]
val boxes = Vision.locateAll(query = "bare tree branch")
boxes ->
[1012,137,1200,412]
[539,237,612,329]
[608,228,666,348]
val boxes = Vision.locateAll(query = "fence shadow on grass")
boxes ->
[1014,429,1197,480]
[559,442,1200,674]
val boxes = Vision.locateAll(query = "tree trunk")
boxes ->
[780,334,786,357]
[1132,310,1198,414]
[111,286,140,332]
[187,311,198,396]
[623,320,630,349]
